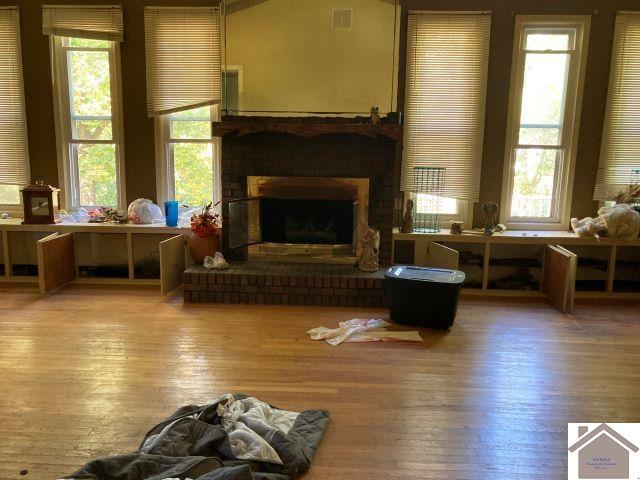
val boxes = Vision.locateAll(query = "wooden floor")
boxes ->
[0,285,639,480]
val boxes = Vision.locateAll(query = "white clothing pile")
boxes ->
[307,318,423,346]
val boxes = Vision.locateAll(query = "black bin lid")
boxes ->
[385,265,465,284]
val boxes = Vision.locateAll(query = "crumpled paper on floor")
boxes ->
[307,318,423,346]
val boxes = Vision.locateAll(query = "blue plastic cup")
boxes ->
[164,201,179,227]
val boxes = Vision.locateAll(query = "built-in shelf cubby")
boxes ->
[487,244,543,291]
[132,234,176,280]
[76,233,129,279]
[8,230,55,276]
[559,244,611,292]
[392,229,640,300]
[0,220,189,293]
[614,246,640,293]
[0,234,5,277]
[438,241,484,289]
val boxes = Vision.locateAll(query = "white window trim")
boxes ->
[0,205,22,216]
[0,208,23,217]
[437,202,471,229]
[154,105,221,207]
[500,15,590,230]
[407,193,471,230]
[51,36,126,210]
[0,191,24,216]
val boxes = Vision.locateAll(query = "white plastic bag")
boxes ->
[57,207,90,223]
[127,199,164,224]
[203,252,229,270]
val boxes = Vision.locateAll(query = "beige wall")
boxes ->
[2,0,638,225]
[0,0,218,205]
[398,0,640,225]
[225,0,397,114]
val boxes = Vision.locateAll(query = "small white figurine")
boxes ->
[358,226,380,272]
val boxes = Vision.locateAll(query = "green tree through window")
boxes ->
[56,36,121,208]
[168,106,215,207]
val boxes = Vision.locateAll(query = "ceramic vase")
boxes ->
[187,231,220,264]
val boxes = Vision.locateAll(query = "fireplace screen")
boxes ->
[260,198,354,245]
[225,176,368,260]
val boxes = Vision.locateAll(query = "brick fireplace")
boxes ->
[220,128,397,264]
[184,118,399,305]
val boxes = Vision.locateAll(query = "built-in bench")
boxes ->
[0,219,189,294]
[3,217,638,305]
[393,229,640,300]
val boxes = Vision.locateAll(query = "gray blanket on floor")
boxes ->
[63,393,330,480]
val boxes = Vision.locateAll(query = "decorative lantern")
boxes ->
[20,181,61,224]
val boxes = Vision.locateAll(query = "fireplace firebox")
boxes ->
[226,176,369,263]
[260,198,355,245]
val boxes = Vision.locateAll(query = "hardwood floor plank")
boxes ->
[0,284,638,480]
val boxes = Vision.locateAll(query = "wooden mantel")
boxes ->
[212,116,403,141]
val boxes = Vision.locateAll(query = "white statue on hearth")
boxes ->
[358,226,380,272]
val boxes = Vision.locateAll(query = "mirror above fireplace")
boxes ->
[222,0,400,116]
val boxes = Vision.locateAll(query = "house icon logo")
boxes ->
[568,423,640,479]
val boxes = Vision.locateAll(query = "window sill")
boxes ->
[503,220,570,231]
[0,206,22,218]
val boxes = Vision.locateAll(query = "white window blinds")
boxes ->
[594,13,640,200]
[0,7,29,186]
[144,7,222,117]
[42,5,124,42]
[401,12,491,201]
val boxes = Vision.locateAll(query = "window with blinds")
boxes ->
[156,105,221,207]
[42,5,123,42]
[44,6,126,209]
[501,16,589,228]
[401,12,491,203]
[594,13,640,201]
[144,7,222,117]
[0,6,29,202]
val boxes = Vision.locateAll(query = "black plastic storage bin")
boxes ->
[385,265,465,329]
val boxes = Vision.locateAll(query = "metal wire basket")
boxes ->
[411,167,445,233]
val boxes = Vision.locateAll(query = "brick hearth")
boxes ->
[183,262,387,307]
[220,129,397,264]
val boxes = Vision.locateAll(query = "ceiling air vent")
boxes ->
[332,9,353,30]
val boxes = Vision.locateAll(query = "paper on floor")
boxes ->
[347,330,424,342]
[307,318,422,346]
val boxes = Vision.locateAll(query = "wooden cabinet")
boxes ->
[7,230,55,277]
[439,242,486,289]
[393,235,459,270]
[159,235,187,294]
[393,229,640,309]
[0,233,4,277]
[75,233,129,279]
[614,246,640,293]
[37,233,76,295]
[542,245,577,313]
[0,220,189,295]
